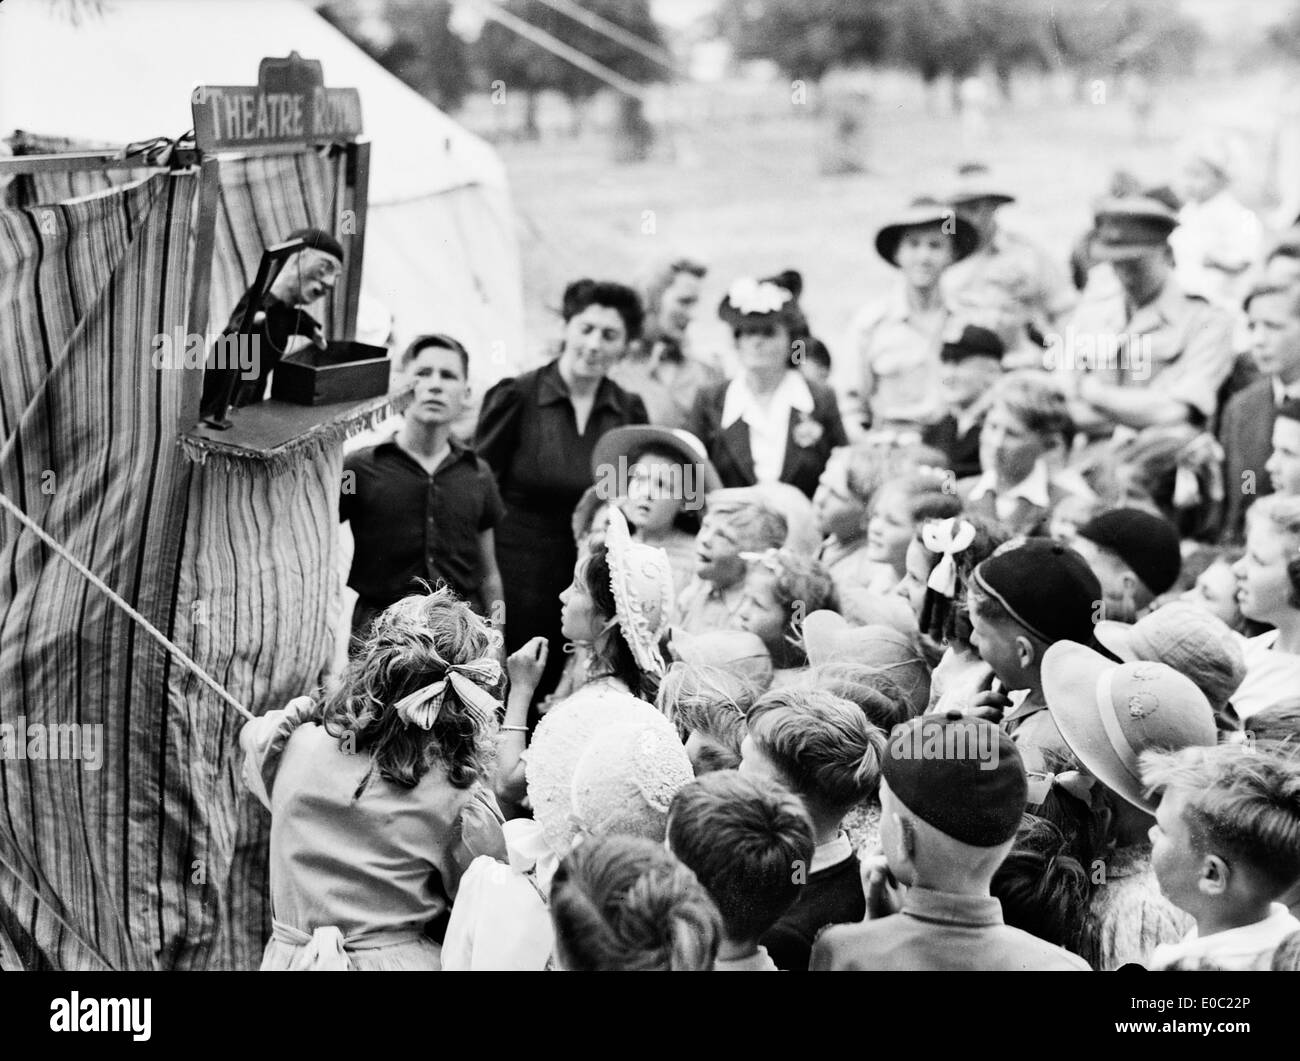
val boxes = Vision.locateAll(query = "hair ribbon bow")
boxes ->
[922,518,976,598]
[394,656,502,729]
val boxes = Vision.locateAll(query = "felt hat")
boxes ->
[875,197,980,267]
[1093,602,1245,715]
[940,322,1005,364]
[1076,507,1182,596]
[590,425,723,503]
[882,716,1027,847]
[603,507,676,678]
[1041,642,1217,812]
[1089,197,1178,262]
[801,611,930,716]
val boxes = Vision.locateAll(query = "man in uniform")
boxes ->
[1060,197,1234,437]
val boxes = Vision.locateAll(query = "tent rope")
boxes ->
[0,489,255,724]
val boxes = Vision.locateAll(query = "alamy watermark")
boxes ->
[0,716,104,771]
[151,328,260,380]
[1041,327,1151,381]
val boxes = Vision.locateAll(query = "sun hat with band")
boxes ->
[590,425,723,508]
[602,507,676,679]
[1089,197,1178,262]
[1093,601,1245,715]
[1041,642,1217,813]
[875,197,980,267]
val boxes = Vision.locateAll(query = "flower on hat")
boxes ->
[726,277,792,316]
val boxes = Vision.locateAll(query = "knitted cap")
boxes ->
[286,226,344,262]
[970,539,1101,645]
[1076,508,1182,596]
[882,716,1027,847]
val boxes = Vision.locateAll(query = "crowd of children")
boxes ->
[245,141,1300,972]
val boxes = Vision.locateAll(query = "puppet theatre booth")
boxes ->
[0,55,411,970]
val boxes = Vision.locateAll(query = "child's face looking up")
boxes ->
[695,512,746,585]
[732,567,787,656]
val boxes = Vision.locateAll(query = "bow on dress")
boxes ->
[394,656,502,729]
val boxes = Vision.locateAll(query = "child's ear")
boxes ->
[1198,854,1231,897]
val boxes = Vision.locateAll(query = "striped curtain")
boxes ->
[0,173,199,970]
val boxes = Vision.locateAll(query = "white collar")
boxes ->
[1154,904,1300,968]
[721,370,814,429]
[809,832,854,874]
[968,457,1051,509]
[1273,377,1300,406]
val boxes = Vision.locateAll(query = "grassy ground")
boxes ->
[495,70,1288,359]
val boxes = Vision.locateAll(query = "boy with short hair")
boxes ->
[811,715,1090,971]
[922,322,1005,479]
[1141,744,1300,970]
[341,334,505,641]
[1070,507,1182,624]
[739,687,886,970]
[966,539,1101,774]
[675,490,787,634]
[667,770,816,971]
[958,370,1092,537]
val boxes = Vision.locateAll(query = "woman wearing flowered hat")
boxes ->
[686,276,848,499]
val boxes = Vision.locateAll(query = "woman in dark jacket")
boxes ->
[687,274,847,498]
[475,279,649,706]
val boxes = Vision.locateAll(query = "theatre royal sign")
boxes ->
[191,52,363,151]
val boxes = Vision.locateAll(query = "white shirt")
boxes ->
[1151,904,1300,971]
[721,370,814,486]
[1234,630,1300,721]
[967,457,1052,523]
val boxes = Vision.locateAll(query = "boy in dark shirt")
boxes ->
[341,334,505,642]
[738,687,886,970]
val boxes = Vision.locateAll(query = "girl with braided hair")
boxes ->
[239,588,507,970]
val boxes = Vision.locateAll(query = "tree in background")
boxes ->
[318,0,472,113]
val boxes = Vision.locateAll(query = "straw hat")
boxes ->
[1041,642,1217,812]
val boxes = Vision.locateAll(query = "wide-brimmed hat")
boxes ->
[1090,196,1178,262]
[591,425,723,504]
[1041,641,1217,812]
[801,611,930,716]
[603,507,676,678]
[875,197,980,267]
[1093,602,1245,715]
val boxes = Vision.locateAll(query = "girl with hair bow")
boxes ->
[239,587,508,971]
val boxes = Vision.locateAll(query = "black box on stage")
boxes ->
[271,340,390,406]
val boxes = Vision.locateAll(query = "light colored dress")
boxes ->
[240,696,496,971]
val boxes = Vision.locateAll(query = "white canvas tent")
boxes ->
[0,0,527,389]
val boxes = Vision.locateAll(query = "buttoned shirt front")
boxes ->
[1064,277,1235,425]
[840,285,950,429]
[341,434,505,606]
[721,370,815,485]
